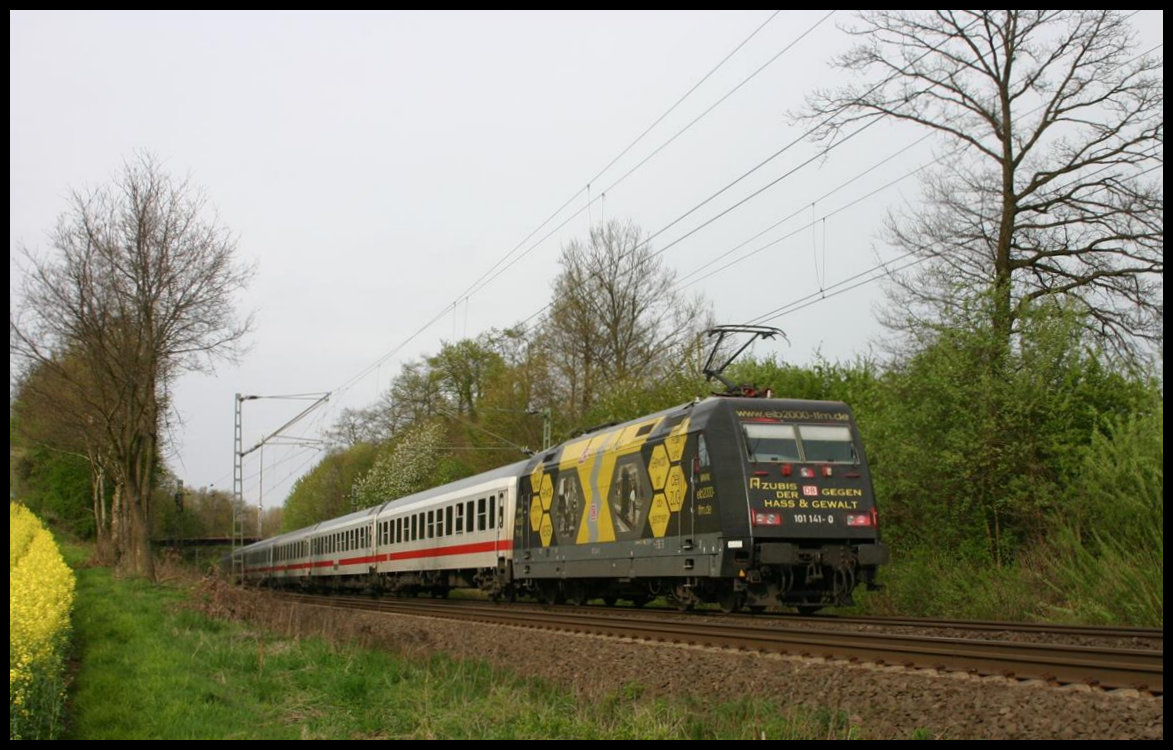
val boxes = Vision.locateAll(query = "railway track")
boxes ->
[276,593,1163,694]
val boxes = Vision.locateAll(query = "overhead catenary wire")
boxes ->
[328,10,795,405]
[458,11,838,304]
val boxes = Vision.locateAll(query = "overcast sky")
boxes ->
[10,10,1163,510]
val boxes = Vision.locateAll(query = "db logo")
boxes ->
[802,485,819,497]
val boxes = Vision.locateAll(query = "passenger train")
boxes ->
[231,395,888,613]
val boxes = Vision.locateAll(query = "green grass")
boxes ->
[847,539,1163,628]
[66,564,873,739]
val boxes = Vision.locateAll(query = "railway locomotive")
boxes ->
[232,392,888,613]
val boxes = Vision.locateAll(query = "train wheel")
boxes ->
[796,605,823,616]
[601,595,618,607]
[671,584,696,611]
[718,587,743,614]
[564,581,588,606]
[539,581,563,606]
[629,596,650,608]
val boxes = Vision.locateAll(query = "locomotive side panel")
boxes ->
[514,400,747,585]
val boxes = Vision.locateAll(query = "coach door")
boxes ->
[492,490,507,570]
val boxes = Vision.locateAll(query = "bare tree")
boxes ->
[801,11,1163,361]
[541,219,710,418]
[11,153,253,578]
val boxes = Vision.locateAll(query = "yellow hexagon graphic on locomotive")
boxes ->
[530,494,544,532]
[539,512,554,547]
[648,444,670,490]
[530,464,544,498]
[664,429,687,463]
[539,472,554,512]
[648,493,671,538]
[664,464,687,512]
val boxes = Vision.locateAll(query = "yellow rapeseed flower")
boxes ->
[9,503,75,740]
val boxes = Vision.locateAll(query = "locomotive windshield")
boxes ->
[743,423,857,464]
[743,423,801,462]
[798,425,856,463]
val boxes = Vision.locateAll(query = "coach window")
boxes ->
[477,497,487,531]
[467,500,475,531]
[445,506,453,535]
[489,495,496,529]
[419,512,426,539]
[409,515,416,542]
[455,503,464,534]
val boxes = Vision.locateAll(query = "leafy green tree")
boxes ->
[866,295,1153,562]
[353,421,462,509]
[282,443,378,530]
[428,337,505,421]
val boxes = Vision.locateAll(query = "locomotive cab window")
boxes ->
[798,425,857,463]
[743,423,801,462]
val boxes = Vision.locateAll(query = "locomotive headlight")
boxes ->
[753,511,782,526]
[846,513,873,527]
